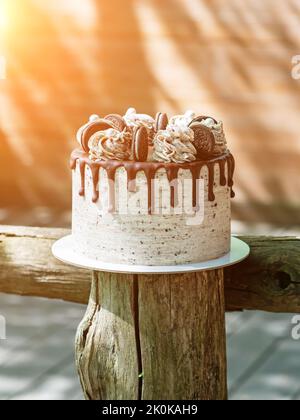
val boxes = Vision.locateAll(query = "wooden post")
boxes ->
[75,269,227,400]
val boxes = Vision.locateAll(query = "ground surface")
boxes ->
[0,294,299,401]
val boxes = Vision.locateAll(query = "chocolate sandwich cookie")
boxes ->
[189,115,218,126]
[155,112,169,132]
[81,120,114,152]
[104,114,127,132]
[132,126,149,162]
[189,123,215,159]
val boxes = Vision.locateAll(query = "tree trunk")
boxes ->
[75,269,227,400]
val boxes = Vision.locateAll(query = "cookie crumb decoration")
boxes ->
[152,126,196,163]
[169,110,196,127]
[132,126,149,162]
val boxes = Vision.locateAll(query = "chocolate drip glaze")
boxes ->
[90,164,100,203]
[208,164,216,202]
[166,167,179,209]
[78,160,86,197]
[227,153,235,198]
[190,166,202,210]
[70,150,235,214]
[107,166,117,213]
[218,159,227,186]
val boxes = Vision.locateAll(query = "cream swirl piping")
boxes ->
[152,127,196,163]
[168,110,196,129]
[124,108,155,142]
[88,129,131,161]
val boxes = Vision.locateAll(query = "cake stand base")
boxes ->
[52,236,249,401]
[52,236,249,274]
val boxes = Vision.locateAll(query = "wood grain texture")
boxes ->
[225,236,300,313]
[0,226,300,313]
[0,226,90,304]
[76,270,227,400]
[138,270,227,400]
[75,271,139,400]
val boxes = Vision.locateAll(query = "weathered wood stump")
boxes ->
[75,269,227,400]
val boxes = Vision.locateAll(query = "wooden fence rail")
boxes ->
[0,226,299,313]
[1,224,299,400]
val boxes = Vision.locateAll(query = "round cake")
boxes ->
[71,109,235,266]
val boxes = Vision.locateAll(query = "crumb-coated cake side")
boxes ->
[70,109,235,266]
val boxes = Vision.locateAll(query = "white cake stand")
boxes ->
[52,235,250,274]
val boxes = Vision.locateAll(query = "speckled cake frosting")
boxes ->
[70,109,235,265]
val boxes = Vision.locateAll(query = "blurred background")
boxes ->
[1,0,300,401]
[0,0,300,230]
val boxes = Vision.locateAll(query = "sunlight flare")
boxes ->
[0,0,10,31]
[39,0,97,30]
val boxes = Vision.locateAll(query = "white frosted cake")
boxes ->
[71,109,235,265]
